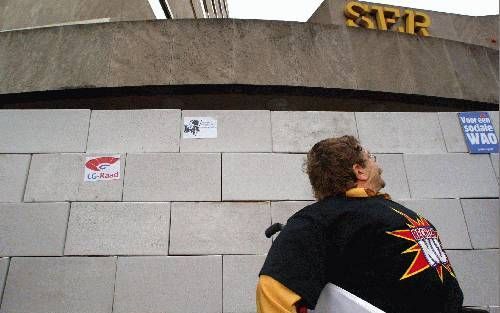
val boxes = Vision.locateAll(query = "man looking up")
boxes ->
[257,135,463,313]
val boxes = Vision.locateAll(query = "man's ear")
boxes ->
[353,163,368,181]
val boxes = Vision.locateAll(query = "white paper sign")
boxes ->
[183,117,217,139]
[84,155,121,182]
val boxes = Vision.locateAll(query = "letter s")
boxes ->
[345,1,375,29]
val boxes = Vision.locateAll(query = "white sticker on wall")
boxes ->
[84,155,121,182]
[183,117,217,139]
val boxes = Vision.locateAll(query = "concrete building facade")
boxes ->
[0,0,498,312]
[0,0,228,31]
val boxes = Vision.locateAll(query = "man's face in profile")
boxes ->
[363,149,386,192]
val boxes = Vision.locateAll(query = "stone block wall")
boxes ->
[0,109,498,312]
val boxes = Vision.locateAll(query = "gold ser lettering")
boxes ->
[344,1,431,36]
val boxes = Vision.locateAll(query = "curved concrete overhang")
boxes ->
[0,19,498,105]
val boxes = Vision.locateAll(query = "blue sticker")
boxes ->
[458,112,498,154]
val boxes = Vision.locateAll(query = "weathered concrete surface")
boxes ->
[308,0,499,49]
[0,20,497,104]
[169,202,270,254]
[24,153,125,202]
[114,256,222,313]
[0,257,9,305]
[87,109,180,153]
[438,112,469,152]
[0,257,116,313]
[180,110,272,152]
[0,0,154,31]
[375,154,411,199]
[460,199,499,249]
[447,250,499,306]
[271,111,357,153]
[491,153,499,179]
[358,111,446,154]
[0,110,90,153]
[0,203,69,256]
[0,154,30,202]
[222,153,313,200]
[404,154,498,198]
[123,153,221,201]
[64,202,171,255]
[223,255,266,313]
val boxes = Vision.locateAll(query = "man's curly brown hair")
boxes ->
[305,135,366,200]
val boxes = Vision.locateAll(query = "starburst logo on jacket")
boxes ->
[386,208,455,282]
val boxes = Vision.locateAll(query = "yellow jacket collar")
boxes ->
[345,187,391,200]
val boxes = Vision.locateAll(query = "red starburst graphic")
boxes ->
[386,208,455,282]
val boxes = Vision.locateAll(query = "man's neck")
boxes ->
[355,182,380,193]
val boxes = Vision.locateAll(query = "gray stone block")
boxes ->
[0,203,69,256]
[24,153,124,202]
[223,255,266,313]
[271,111,357,153]
[375,154,411,199]
[399,199,471,249]
[461,199,499,249]
[489,111,499,133]
[0,257,116,313]
[446,250,499,307]
[271,201,314,225]
[404,154,498,198]
[222,153,313,200]
[356,112,446,153]
[65,202,170,256]
[114,256,222,313]
[87,110,181,153]
[180,110,271,152]
[123,153,221,201]
[170,202,270,255]
[0,258,8,306]
[0,110,90,153]
[438,112,468,152]
[0,154,30,202]
[491,153,499,179]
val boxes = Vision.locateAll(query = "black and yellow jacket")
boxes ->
[257,188,463,313]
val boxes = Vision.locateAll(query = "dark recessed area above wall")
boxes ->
[0,85,497,112]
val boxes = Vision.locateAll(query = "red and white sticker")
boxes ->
[84,155,121,182]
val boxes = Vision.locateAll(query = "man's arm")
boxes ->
[256,275,301,313]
